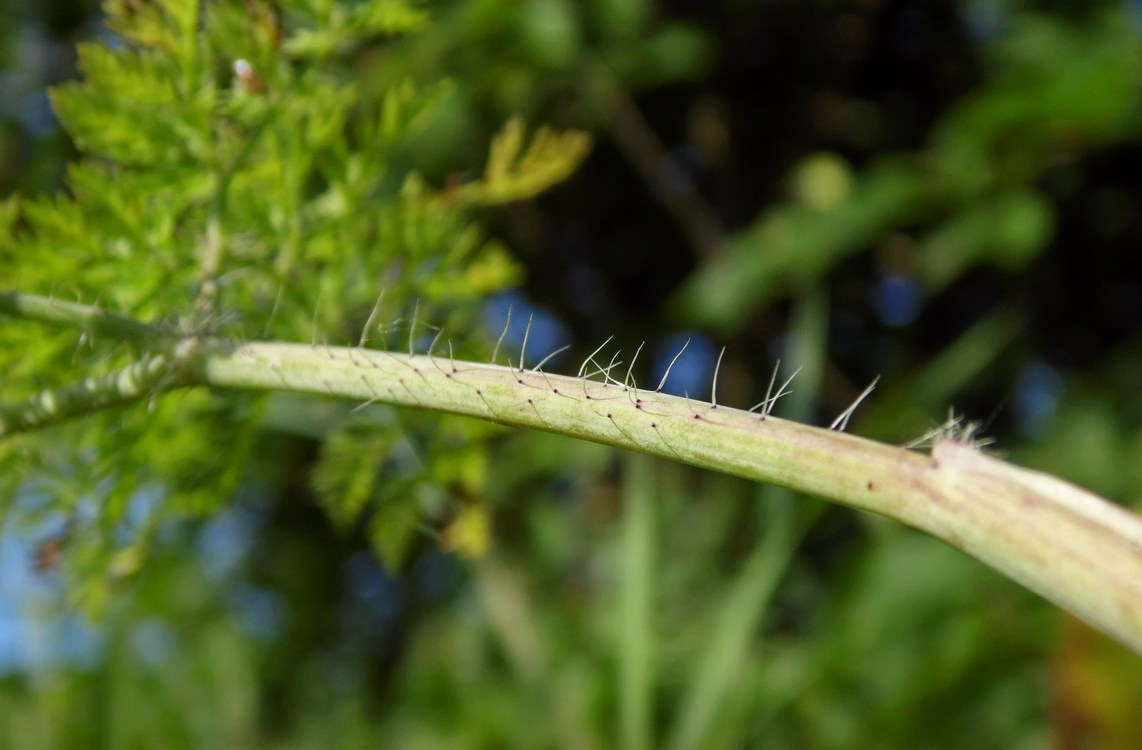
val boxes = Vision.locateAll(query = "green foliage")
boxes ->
[457,116,593,205]
[676,6,1142,331]
[362,0,711,150]
[310,408,497,567]
[0,433,1090,750]
[0,0,589,604]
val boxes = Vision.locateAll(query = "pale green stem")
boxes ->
[0,353,185,435]
[2,291,1141,655]
[195,341,1142,654]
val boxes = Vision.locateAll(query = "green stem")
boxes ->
[0,290,175,346]
[667,493,808,750]
[0,353,184,435]
[196,340,1142,654]
[620,453,655,750]
[2,291,1141,655]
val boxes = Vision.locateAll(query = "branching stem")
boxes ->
[3,292,1142,655]
[0,353,185,434]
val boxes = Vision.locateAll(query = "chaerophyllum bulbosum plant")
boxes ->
[2,0,1142,657]
[0,0,590,607]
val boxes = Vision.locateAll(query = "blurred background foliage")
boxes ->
[3,0,1142,747]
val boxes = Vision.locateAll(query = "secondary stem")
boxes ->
[0,290,175,346]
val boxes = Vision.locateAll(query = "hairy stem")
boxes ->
[0,290,175,345]
[195,340,1142,653]
[0,353,185,435]
[2,292,1141,654]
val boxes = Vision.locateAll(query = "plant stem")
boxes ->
[0,290,175,346]
[620,453,656,750]
[0,353,183,435]
[195,340,1142,654]
[2,292,1141,655]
